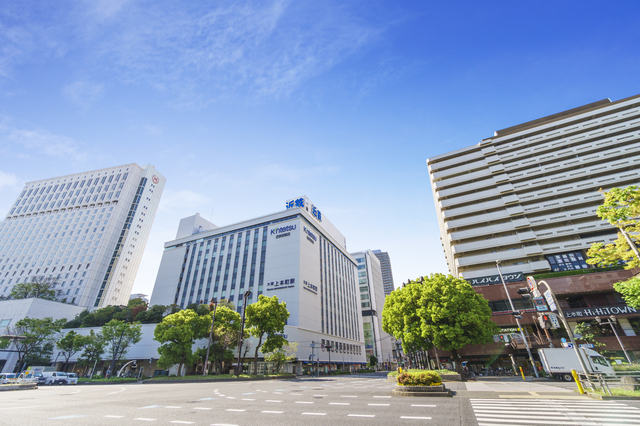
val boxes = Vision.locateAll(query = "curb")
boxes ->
[77,375,297,385]
[392,389,451,397]
[586,391,640,400]
[0,384,38,391]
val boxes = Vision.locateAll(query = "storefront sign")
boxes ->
[564,304,637,319]
[467,272,523,286]
[303,280,318,295]
[266,278,296,291]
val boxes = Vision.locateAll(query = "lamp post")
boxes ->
[496,260,539,378]
[235,290,252,375]
[203,298,218,376]
[326,345,332,375]
[595,315,632,363]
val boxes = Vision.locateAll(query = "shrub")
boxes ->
[397,371,442,386]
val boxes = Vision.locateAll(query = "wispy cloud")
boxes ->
[0,119,87,162]
[0,170,19,191]
[62,80,104,109]
[159,189,211,213]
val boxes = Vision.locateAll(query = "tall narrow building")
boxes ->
[372,249,395,295]
[0,163,165,308]
[351,249,393,366]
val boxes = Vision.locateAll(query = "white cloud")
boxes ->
[62,80,104,108]
[0,119,87,162]
[158,189,211,213]
[0,170,19,191]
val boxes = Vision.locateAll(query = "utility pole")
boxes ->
[235,291,251,375]
[203,298,218,376]
[496,260,539,378]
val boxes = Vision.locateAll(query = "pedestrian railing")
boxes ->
[577,371,640,396]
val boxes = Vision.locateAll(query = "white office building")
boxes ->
[150,196,366,368]
[427,94,640,281]
[0,163,165,308]
[351,250,393,366]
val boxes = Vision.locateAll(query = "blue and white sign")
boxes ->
[561,338,567,343]
[286,196,322,222]
[543,289,558,312]
[579,343,595,349]
[303,226,317,244]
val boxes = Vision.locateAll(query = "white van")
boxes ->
[66,373,78,385]
[0,373,18,384]
[538,347,615,381]
[41,371,68,385]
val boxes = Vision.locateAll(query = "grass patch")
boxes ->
[590,387,640,397]
[387,369,457,378]
[78,377,138,383]
[613,363,640,372]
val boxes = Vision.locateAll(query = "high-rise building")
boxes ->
[372,249,395,295]
[351,249,393,366]
[427,94,640,281]
[0,163,165,308]
[150,196,366,368]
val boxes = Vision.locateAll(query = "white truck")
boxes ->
[538,347,615,381]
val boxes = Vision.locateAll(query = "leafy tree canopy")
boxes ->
[154,309,209,374]
[102,319,143,370]
[0,317,66,371]
[264,341,298,373]
[614,276,640,309]
[245,295,290,374]
[10,276,57,301]
[77,330,106,368]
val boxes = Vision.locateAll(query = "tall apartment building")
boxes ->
[427,95,640,282]
[0,163,165,308]
[351,249,393,365]
[372,249,395,295]
[150,196,366,367]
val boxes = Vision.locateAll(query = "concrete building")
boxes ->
[372,249,395,295]
[0,298,84,372]
[0,163,165,308]
[351,250,393,367]
[427,94,640,281]
[150,196,366,371]
[129,293,150,304]
[426,95,640,370]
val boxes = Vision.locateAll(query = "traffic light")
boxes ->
[510,310,523,319]
[517,288,532,299]
[538,313,552,329]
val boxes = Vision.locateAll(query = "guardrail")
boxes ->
[577,371,640,396]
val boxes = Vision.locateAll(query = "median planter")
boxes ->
[392,384,451,397]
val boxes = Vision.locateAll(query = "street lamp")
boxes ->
[235,290,252,375]
[496,260,539,378]
[595,315,632,364]
[203,298,218,376]
[326,345,332,375]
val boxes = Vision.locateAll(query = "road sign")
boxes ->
[548,313,561,329]
[561,338,567,343]
[579,343,595,349]
[527,276,537,292]
[562,342,574,348]
[543,289,558,312]
[533,297,549,312]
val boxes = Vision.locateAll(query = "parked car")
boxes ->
[16,372,39,385]
[66,373,78,385]
[42,371,68,385]
[0,373,18,384]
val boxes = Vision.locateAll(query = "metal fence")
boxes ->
[577,371,640,395]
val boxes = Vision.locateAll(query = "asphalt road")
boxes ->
[1,373,477,426]
[2,373,640,426]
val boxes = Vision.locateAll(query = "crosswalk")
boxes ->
[471,398,640,426]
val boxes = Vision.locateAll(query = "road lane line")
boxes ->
[329,403,350,405]
[302,413,326,416]
[48,415,89,420]
[341,395,358,398]
[164,406,182,409]
[211,424,238,426]
[134,418,157,422]
[411,404,436,407]
[373,396,391,398]
[241,398,255,401]
[170,422,194,424]
[295,401,314,404]
[313,394,327,397]
[194,407,212,410]
[266,400,282,403]
[368,404,390,406]
[104,416,125,418]
[400,416,432,420]
[139,405,164,409]
[348,414,375,418]
[261,411,284,414]
[225,409,246,412]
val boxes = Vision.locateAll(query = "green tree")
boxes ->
[77,330,106,376]
[383,274,497,373]
[23,342,54,366]
[205,306,241,374]
[382,283,428,353]
[154,309,209,376]
[245,295,290,375]
[57,330,87,371]
[136,304,170,324]
[574,322,605,348]
[264,341,298,374]
[102,319,142,376]
[614,276,640,309]
[0,317,66,372]
[368,354,378,368]
[9,276,57,301]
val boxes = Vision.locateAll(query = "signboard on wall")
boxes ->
[467,272,523,286]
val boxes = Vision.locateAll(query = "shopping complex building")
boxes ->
[150,196,367,372]
[427,94,640,372]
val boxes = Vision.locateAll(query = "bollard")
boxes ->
[398,367,402,374]
[519,366,525,381]
[571,369,585,394]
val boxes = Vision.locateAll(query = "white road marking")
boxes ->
[341,395,358,398]
[48,415,89,420]
[261,411,284,414]
[295,401,314,404]
[313,394,327,397]
[302,413,327,416]
[400,416,432,420]
[0,406,41,410]
[104,415,125,418]
[368,404,390,406]
[330,403,350,405]
[134,419,157,422]
[241,398,255,401]
[139,405,164,409]
[266,400,282,403]
[211,424,238,426]
[411,405,436,407]
[194,407,212,410]
[348,414,375,418]
[108,388,127,395]
[373,395,391,398]
[198,398,218,401]
[225,397,236,399]
[164,406,182,409]
[170,422,194,424]
[225,409,246,412]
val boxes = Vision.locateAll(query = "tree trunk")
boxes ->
[451,349,463,374]
[434,347,441,370]
[178,355,185,377]
[253,335,263,375]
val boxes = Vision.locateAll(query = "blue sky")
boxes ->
[1,1,640,295]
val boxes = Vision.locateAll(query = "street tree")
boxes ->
[573,322,605,348]
[57,330,86,371]
[264,341,298,374]
[587,185,640,307]
[154,309,210,376]
[245,295,290,375]
[0,317,66,372]
[77,330,106,376]
[102,319,142,376]
[9,276,57,301]
[205,306,241,374]
[383,274,497,373]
